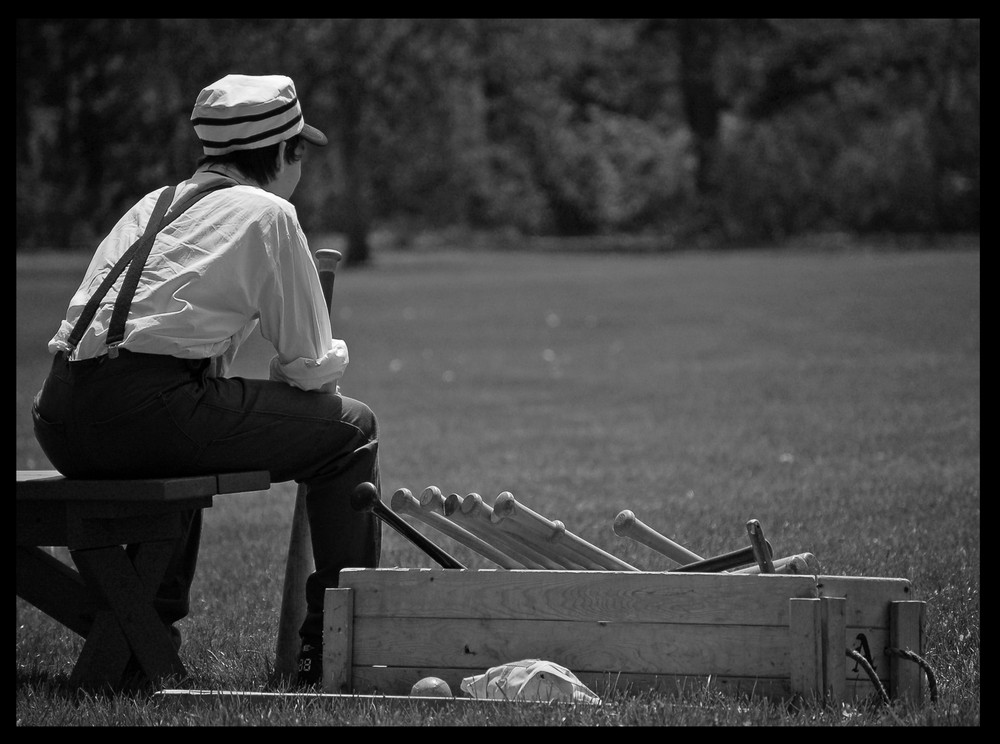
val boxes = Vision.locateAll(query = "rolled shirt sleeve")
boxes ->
[268,340,348,393]
[257,206,348,393]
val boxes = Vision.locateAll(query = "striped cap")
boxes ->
[191,74,328,156]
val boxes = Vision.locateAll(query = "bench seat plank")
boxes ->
[17,470,270,501]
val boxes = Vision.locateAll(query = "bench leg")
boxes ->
[16,545,94,637]
[70,540,186,688]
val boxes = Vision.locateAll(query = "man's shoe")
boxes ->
[297,638,322,687]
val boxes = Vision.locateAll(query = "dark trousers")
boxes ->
[31,350,381,639]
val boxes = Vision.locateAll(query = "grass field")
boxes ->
[16,244,980,726]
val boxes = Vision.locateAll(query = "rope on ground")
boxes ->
[846,648,890,706]
[885,646,939,704]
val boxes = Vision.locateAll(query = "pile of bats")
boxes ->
[356,482,821,576]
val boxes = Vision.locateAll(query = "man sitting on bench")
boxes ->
[30,74,381,687]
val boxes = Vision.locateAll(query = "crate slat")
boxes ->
[352,616,795,677]
[340,568,818,625]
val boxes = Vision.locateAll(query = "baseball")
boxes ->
[410,676,452,697]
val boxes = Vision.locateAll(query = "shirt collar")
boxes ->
[194,163,260,188]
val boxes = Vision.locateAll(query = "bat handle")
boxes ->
[315,248,343,272]
[315,249,343,309]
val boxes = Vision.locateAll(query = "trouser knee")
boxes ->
[340,396,378,443]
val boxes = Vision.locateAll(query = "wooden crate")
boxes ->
[323,568,925,704]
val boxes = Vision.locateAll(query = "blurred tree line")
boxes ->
[17,18,979,263]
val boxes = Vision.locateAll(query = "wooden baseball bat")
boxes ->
[475,495,598,569]
[489,492,613,569]
[392,488,518,568]
[481,508,594,569]
[667,544,767,573]
[731,552,820,575]
[441,492,545,567]
[474,497,585,570]
[492,492,640,571]
[274,249,342,682]
[453,494,555,569]
[352,482,466,569]
[430,487,591,568]
[501,512,626,570]
[458,494,558,568]
[612,510,704,566]
[529,520,599,569]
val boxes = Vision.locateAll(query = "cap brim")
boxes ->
[300,122,328,147]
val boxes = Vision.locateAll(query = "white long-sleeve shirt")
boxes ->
[47,167,348,393]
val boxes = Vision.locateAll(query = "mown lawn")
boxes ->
[16,245,979,725]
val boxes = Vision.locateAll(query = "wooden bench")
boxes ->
[16,469,270,689]
[323,568,927,704]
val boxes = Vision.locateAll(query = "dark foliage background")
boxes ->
[16,19,979,264]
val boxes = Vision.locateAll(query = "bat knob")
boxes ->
[613,510,636,535]
[459,493,483,515]
[351,482,380,512]
[420,486,444,510]
[492,492,516,520]
[315,249,343,274]
[443,493,463,516]
[390,488,415,512]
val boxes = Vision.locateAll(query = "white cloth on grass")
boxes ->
[461,659,602,704]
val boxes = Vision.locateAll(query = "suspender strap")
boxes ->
[66,185,177,354]
[66,175,237,358]
[106,181,235,352]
